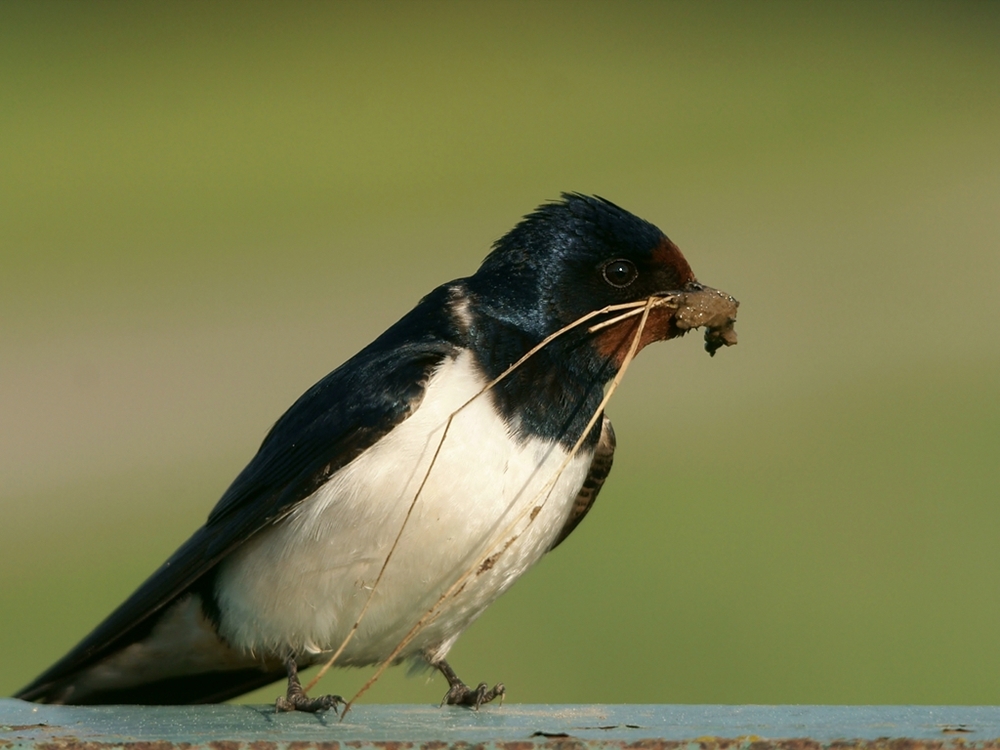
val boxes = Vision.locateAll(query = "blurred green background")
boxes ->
[2,1,999,706]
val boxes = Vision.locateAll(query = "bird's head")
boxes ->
[468,193,737,364]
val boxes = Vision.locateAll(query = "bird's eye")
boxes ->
[602,259,638,288]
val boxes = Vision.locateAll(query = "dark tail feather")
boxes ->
[16,667,286,705]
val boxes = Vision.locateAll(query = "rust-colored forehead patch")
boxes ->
[652,237,696,286]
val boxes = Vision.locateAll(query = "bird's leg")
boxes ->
[275,657,344,714]
[436,659,505,709]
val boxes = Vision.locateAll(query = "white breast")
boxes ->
[214,350,594,667]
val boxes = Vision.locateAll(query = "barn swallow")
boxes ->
[15,194,738,712]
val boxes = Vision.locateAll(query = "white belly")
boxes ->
[214,350,594,666]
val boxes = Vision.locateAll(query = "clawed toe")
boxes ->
[436,658,504,710]
[275,656,344,714]
[276,690,344,714]
[442,679,505,709]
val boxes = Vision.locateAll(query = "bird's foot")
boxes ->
[275,657,344,714]
[275,690,343,714]
[436,659,505,709]
[442,680,505,709]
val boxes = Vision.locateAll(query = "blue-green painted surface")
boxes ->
[2,700,1000,748]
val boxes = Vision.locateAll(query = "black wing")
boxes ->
[16,284,463,702]
[549,415,616,550]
